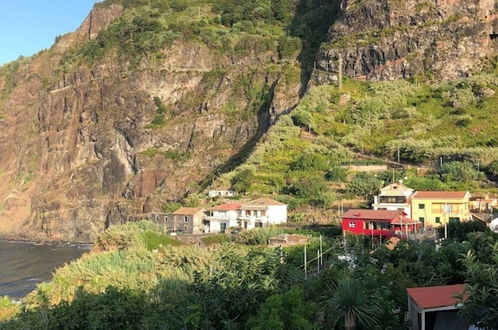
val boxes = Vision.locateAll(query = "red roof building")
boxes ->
[407,284,470,330]
[341,209,420,239]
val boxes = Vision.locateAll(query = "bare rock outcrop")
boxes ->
[312,0,498,84]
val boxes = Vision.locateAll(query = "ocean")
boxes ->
[0,240,89,298]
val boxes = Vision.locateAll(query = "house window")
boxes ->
[435,217,440,224]
[261,210,267,217]
[419,217,425,223]
[418,204,425,209]
[349,222,356,228]
[255,222,263,228]
[184,216,189,223]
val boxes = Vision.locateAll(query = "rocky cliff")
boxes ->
[0,2,301,242]
[0,0,496,242]
[312,0,497,84]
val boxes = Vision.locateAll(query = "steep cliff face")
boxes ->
[0,0,496,242]
[312,0,498,84]
[0,3,301,242]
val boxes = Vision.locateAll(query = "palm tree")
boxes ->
[323,277,382,330]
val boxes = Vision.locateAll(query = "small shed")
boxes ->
[407,284,470,330]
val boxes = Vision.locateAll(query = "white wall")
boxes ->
[267,205,287,224]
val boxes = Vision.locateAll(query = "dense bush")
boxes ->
[231,169,255,193]
[289,174,334,206]
[289,152,328,171]
[438,161,484,183]
[346,173,383,199]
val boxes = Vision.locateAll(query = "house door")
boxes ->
[220,222,228,234]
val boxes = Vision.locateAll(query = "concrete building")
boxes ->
[208,189,235,198]
[167,207,206,235]
[411,191,471,228]
[238,198,287,230]
[205,202,241,233]
[373,182,414,216]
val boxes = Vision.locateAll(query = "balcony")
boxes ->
[238,215,269,222]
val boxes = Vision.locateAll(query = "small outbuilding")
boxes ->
[407,284,471,330]
[167,207,206,235]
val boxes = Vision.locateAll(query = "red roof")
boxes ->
[407,284,466,309]
[342,209,406,221]
[210,203,242,211]
[412,191,469,200]
[390,217,420,225]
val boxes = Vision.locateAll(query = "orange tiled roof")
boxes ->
[210,203,242,211]
[171,207,204,215]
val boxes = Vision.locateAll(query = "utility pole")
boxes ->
[338,54,343,90]
[319,235,323,266]
[317,250,320,274]
[397,148,401,163]
[304,244,307,280]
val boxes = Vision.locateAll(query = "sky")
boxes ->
[0,0,100,65]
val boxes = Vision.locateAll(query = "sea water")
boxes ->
[0,240,89,298]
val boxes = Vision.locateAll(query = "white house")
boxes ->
[373,181,414,217]
[205,202,241,233]
[208,189,235,198]
[238,198,287,230]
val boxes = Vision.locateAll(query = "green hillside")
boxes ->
[213,71,498,210]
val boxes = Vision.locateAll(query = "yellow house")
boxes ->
[411,191,472,228]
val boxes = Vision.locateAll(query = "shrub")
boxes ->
[290,152,328,171]
[143,232,181,250]
[0,297,18,322]
[325,167,347,181]
[438,161,484,182]
[291,110,314,130]
[231,169,255,193]
[346,173,383,199]
[201,234,232,245]
[289,174,334,206]
[404,176,445,191]
[455,116,472,127]
[487,161,498,178]
[235,227,286,245]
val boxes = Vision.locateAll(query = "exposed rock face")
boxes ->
[312,0,498,84]
[0,0,495,242]
[0,5,300,242]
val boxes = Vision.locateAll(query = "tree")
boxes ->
[231,169,254,193]
[346,173,383,200]
[290,152,328,171]
[487,160,498,178]
[289,175,334,206]
[323,277,382,330]
[438,161,484,183]
[460,244,498,330]
[248,288,316,330]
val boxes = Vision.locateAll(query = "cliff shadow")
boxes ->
[289,0,342,96]
[197,81,277,193]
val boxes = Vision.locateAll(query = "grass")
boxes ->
[143,232,182,250]
[201,234,231,245]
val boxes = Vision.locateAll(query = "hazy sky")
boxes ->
[0,0,100,65]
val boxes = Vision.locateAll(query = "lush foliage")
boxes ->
[2,221,497,329]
